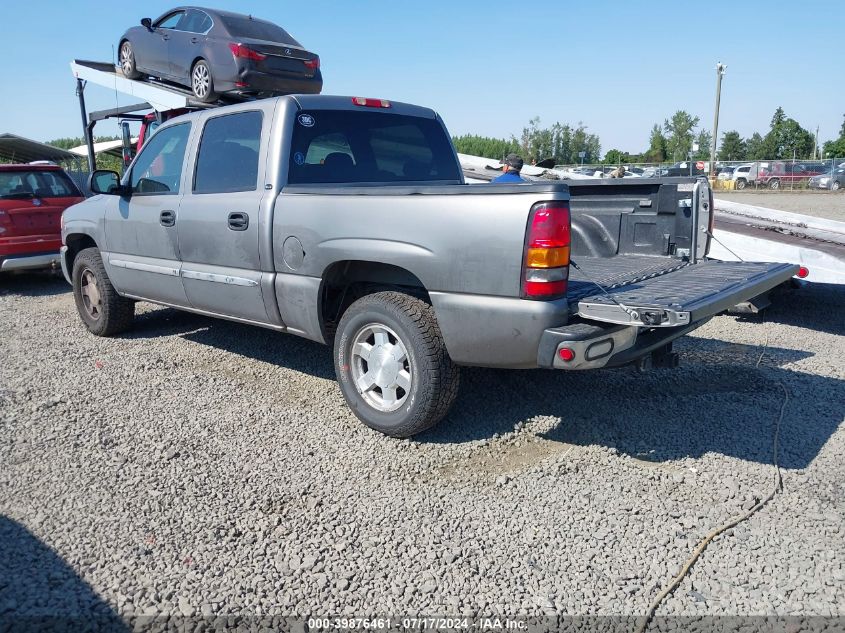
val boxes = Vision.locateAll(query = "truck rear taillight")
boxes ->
[352,97,391,108]
[304,57,320,70]
[522,202,571,300]
[228,43,267,61]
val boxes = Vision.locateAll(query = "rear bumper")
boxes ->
[236,69,322,95]
[0,251,61,272]
[536,319,707,370]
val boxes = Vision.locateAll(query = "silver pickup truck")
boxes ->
[60,95,797,437]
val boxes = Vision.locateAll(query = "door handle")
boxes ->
[190,37,199,44]
[160,210,176,227]
[228,212,249,231]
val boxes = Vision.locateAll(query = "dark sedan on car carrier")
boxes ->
[119,7,322,102]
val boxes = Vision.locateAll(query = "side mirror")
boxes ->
[141,17,153,30]
[89,170,124,196]
[120,121,135,169]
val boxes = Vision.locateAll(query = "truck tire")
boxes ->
[334,291,460,438]
[832,180,841,191]
[735,178,747,190]
[72,247,134,336]
[768,178,781,190]
[119,41,141,79]
[191,60,218,103]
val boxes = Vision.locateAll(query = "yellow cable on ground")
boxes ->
[635,329,788,633]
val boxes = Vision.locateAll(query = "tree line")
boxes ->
[454,108,845,165]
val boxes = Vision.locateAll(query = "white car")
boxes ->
[729,163,755,190]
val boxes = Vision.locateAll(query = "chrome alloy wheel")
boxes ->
[80,269,102,320]
[192,63,210,99]
[120,42,133,75]
[350,323,412,412]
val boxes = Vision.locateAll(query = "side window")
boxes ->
[181,10,211,33]
[194,111,262,194]
[130,122,191,195]
[155,11,184,30]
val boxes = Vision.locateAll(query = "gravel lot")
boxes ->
[717,191,845,222]
[1,273,843,624]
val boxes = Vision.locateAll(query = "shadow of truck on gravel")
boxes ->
[117,292,842,470]
[0,515,128,631]
[0,271,69,297]
[418,338,844,470]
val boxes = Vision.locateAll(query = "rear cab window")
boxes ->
[287,110,461,185]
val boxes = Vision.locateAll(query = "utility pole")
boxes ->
[710,62,727,179]
[813,126,819,160]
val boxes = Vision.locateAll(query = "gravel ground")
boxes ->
[1,273,843,625]
[716,191,845,222]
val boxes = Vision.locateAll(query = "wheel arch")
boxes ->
[64,233,98,275]
[318,259,430,341]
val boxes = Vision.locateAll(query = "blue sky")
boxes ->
[1,1,841,154]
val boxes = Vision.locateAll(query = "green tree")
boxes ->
[645,124,667,163]
[770,107,786,129]
[718,131,746,161]
[603,149,629,165]
[693,130,712,161]
[517,117,600,165]
[746,132,767,160]
[664,111,700,161]
[452,134,520,161]
[759,108,814,159]
[821,114,845,160]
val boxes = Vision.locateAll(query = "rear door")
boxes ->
[103,121,192,306]
[176,106,270,323]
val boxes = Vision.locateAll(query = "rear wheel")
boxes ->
[72,248,134,336]
[119,41,141,79]
[768,178,781,190]
[334,291,460,438]
[191,60,217,103]
[735,178,747,190]
[832,180,841,191]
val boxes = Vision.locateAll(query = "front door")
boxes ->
[103,121,192,306]
[176,109,270,323]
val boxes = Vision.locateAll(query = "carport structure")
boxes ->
[0,133,79,165]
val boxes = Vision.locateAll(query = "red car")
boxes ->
[757,161,827,189]
[0,164,85,272]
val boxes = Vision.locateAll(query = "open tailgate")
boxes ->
[571,259,798,327]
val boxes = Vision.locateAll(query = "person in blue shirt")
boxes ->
[491,153,527,183]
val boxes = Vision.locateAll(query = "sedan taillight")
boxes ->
[304,57,320,70]
[229,43,267,61]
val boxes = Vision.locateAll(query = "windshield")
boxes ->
[288,110,461,185]
[221,16,300,45]
[0,170,81,199]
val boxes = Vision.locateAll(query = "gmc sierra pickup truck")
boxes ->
[60,95,797,437]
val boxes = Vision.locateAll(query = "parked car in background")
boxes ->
[757,161,826,189]
[0,164,84,272]
[730,163,758,189]
[808,167,845,191]
[119,7,322,102]
[716,165,735,180]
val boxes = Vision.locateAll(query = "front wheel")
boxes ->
[334,291,460,438]
[72,248,135,336]
[191,60,217,103]
[832,180,841,191]
[768,178,781,190]
[735,178,747,190]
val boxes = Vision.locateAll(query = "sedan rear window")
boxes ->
[288,110,461,185]
[221,16,299,45]
[0,170,81,198]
